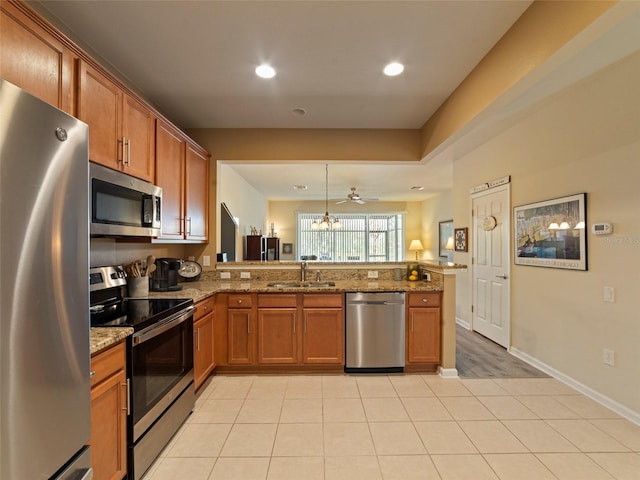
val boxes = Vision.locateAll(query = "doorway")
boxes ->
[471,185,510,348]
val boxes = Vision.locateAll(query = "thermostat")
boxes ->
[592,223,613,235]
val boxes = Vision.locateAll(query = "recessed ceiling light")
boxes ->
[383,62,404,76]
[255,64,276,79]
[291,107,306,116]
[411,186,424,191]
[293,185,308,190]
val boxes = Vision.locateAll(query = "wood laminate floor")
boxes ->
[456,324,549,379]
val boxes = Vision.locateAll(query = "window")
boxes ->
[297,213,405,261]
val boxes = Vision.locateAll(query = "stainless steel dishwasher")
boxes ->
[345,292,406,373]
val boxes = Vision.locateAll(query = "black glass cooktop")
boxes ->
[90,298,193,330]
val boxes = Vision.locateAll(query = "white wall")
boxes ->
[452,51,640,415]
[218,164,268,260]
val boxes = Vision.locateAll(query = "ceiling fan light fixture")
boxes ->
[255,64,276,79]
[383,62,404,76]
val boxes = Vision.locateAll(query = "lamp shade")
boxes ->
[445,236,455,251]
[409,240,424,251]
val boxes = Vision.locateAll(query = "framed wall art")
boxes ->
[282,243,293,255]
[454,227,468,252]
[439,220,454,258]
[514,193,587,270]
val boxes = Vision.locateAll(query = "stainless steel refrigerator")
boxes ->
[0,80,93,479]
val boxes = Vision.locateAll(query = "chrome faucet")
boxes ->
[301,261,308,281]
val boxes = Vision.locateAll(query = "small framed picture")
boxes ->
[454,228,468,252]
[282,243,293,255]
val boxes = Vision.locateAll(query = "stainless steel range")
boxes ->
[90,266,195,480]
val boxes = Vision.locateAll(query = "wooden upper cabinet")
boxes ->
[1,2,74,112]
[185,142,209,241]
[77,60,155,182]
[155,120,209,242]
[122,94,155,181]
[77,61,121,168]
[155,119,186,239]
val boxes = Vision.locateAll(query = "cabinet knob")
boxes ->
[203,306,208,311]
[422,298,428,303]
[237,299,242,304]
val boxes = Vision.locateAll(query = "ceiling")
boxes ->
[35,0,534,201]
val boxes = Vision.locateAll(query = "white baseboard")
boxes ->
[456,317,471,330]
[509,347,640,427]
[438,367,459,378]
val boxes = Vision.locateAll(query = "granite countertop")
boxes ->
[92,278,441,354]
[142,279,440,301]
[91,327,133,355]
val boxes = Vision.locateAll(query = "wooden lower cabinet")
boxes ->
[90,341,127,480]
[258,308,298,363]
[302,294,344,364]
[193,297,215,390]
[227,294,256,365]
[406,292,442,366]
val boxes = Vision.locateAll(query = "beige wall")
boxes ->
[420,190,454,261]
[452,51,640,414]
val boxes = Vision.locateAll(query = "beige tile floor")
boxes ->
[142,375,640,480]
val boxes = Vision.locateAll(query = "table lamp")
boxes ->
[409,239,424,261]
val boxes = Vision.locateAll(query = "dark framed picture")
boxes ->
[454,227,468,252]
[514,192,587,270]
[439,220,454,258]
[282,243,293,255]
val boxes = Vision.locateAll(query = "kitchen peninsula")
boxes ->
[92,261,465,379]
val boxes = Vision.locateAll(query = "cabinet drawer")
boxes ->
[195,296,215,320]
[303,293,344,308]
[228,294,253,308]
[91,341,126,387]
[408,292,441,308]
[258,294,297,308]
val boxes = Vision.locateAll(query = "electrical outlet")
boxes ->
[367,271,379,279]
[603,348,615,367]
[603,286,615,303]
[423,272,431,282]
[202,255,211,267]
[220,271,231,279]
[240,271,251,279]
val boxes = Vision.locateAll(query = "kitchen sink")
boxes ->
[267,282,336,288]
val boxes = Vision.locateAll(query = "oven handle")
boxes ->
[132,306,195,345]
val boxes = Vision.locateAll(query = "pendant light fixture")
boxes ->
[311,164,342,231]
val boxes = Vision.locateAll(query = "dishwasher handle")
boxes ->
[349,300,403,306]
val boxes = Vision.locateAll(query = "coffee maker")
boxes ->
[150,258,183,291]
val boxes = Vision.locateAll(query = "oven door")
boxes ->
[130,306,195,441]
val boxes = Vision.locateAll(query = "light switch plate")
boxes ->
[604,286,615,303]
[220,271,231,279]
[202,255,211,266]
[367,271,379,279]
[240,271,251,279]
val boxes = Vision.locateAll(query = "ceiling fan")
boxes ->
[335,187,379,205]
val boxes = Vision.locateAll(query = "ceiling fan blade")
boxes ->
[361,197,379,202]
[335,199,347,204]
[355,199,366,204]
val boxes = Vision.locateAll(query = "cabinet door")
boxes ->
[228,309,254,365]
[1,3,74,112]
[155,119,185,239]
[122,93,155,182]
[258,308,298,364]
[78,61,121,169]
[407,307,441,364]
[303,308,344,364]
[184,142,209,241]
[194,313,214,390]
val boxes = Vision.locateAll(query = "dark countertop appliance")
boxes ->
[151,257,183,291]
[90,265,195,480]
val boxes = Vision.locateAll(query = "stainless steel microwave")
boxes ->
[90,163,162,237]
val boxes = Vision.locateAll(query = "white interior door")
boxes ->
[472,185,510,348]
